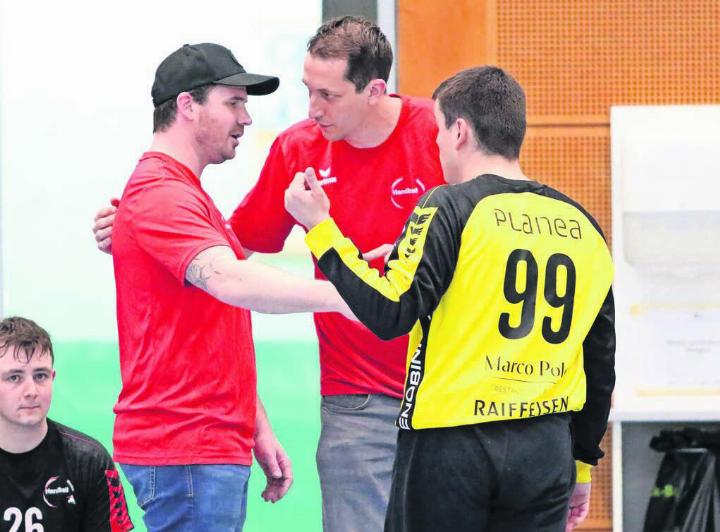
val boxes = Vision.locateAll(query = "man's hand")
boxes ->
[566,482,591,531]
[92,198,120,254]
[253,430,293,503]
[363,243,394,264]
[284,167,330,229]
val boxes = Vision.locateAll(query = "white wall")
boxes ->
[611,105,720,420]
[0,0,321,340]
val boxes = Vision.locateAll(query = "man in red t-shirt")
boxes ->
[94,20,444,531]
[111,43,351,532]
[226,19,444,532]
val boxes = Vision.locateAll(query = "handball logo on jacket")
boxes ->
[391,176,426,209]
[43,476,76,507]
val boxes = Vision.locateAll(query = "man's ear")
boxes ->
[367,79,388,102]
[454,117,472,150]
[176,92,195,120]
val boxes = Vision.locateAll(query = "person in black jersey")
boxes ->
[286,66,615,532]
[0,316,133,532]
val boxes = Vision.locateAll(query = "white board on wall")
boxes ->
[611,105,720,421]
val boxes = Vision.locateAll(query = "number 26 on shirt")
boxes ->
[3,507,44,532]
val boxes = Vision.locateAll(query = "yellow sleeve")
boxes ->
[575,460,592,483]
[305,218,343,258]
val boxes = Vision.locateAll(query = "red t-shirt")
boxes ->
[112,152,256,466]
[229,95,444,397]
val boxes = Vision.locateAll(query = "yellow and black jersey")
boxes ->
[306,174,615,470]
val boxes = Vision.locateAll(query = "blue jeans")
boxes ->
[317,394,401,532]
[120,464,250,532]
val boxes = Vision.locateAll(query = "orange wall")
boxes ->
[397,0,496,97]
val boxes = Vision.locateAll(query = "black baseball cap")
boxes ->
[151,43,280,106]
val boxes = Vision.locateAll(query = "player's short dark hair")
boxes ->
[0,317,54,364]
[153,84,213,133]
[432,66,526,160]
[307,16,393,92]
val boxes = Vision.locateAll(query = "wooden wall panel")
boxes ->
[496,0,720,124]
[522,127,611,243]
[397,0,496,97]
[398,0,720,115]
[584,428,614,530]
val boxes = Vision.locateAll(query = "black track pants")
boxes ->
[385,414,576,532]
